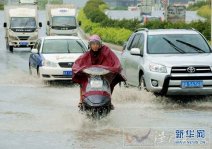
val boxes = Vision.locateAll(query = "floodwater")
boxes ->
[0,11,211,149]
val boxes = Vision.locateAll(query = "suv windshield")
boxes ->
[147,34,211,54]
[42,39,87,54]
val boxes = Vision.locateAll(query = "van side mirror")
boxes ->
[47,21,50,26]
[39,22,42,28]
[79,21,82,26]
[130,48,142,56]
[3,22,7,28]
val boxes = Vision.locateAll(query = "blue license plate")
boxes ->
[20,42,28,46]
[63,71,72,76]
[181,80,203,88]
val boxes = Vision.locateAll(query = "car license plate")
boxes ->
[20,42,28,46]
[63,71,72,76]
[181,80,203,88]
[90,80,103,88]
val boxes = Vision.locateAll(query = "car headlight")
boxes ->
[42,60,57,67]
[149,63,167,73]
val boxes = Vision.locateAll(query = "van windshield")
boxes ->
[147,34,211,54]
[10,17,36,28]
[52,16,76,28]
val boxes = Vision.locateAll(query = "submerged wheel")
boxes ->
[9,46,13,52]
[139,75,146,90]
[29,63,32,75]
[37,67,40,77]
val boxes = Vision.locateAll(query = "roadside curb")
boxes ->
[78,27,123,51]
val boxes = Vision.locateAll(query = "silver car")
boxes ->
[121,29,212,95]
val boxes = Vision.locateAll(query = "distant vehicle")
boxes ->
[140,15,162,25]
[19,0,37,4]
[29,36,87,81]
[3,5,42,52]
[137,0,153,16]
[46,4,80,36]
[166,5,186,23]
[121,29,212,95]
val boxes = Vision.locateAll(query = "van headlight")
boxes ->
[42,60,57,67]
[149,63,167,73]
[9,35,18,40]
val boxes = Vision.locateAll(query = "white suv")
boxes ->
[121,29,212,95]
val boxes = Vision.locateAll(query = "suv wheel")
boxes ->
[139,75,146,90]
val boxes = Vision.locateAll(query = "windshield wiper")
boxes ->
[176,40,206,53]
[76,40,86,51]
[163,37,186,54]
[66,41,70,53]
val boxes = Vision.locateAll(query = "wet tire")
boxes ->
[37,67,40,77]
[29,63,32,75]
[139,75,146,91]
[9,46,13,53]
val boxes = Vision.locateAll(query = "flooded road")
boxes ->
[0,11,211,149]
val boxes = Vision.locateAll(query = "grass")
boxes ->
[197,5,211,20]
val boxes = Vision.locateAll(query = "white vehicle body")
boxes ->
[29,36,87,81]
[46,4,79,36]
[19,0,37,4]
[121,29,212,95]
[4,5,41,51]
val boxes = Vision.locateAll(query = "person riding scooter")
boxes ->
[72,35,125,109]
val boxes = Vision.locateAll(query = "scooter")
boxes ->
[79,66,115,119]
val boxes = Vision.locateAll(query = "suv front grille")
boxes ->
[171,66,211,73]
[59,62,73,68]
[18,36,30,40]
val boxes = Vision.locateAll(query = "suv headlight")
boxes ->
[42,60,57,67]
[149,63,167,73]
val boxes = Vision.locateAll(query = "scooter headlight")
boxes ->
[90,80,103,88]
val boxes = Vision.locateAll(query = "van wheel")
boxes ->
[9,46,13,52]
[139,75,146,91]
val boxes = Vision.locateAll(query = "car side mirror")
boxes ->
[47,21,50,26]
[31,48,38,54]
[39,22,42,28]
[130,48,142,56]
[3,22,7,28]
[79,21,82,26]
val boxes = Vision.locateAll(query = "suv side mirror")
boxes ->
[47,21,50,26]
[39,22,42,28]
[31,48,38,54]
[130,48,142,56]
[3,22,7,28]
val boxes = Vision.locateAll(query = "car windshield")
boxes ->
[52,16,76,27]
[10,17,36,28]
[147,34,211,54]
[42,39,87,54]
